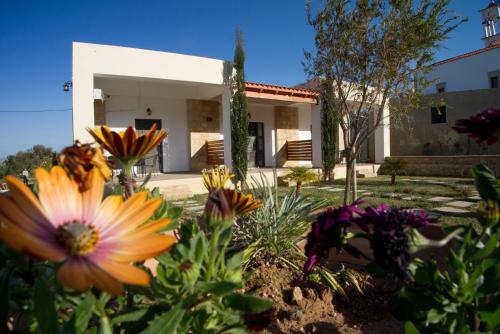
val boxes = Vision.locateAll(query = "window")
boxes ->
[431,106,447,124]
[436,82,446,93]
[491,76,499,89]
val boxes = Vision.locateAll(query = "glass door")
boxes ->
[248,122,265,168]
[134,119,163,173]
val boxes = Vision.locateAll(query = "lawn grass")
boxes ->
[183,175,479,227]
[296,175,477,227]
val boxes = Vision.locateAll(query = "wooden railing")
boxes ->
[286,139,312,161]
[206,140,225,165]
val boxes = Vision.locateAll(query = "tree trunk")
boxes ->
[296,181,302,196]
[391,174,396,185]
[344,160,354,204]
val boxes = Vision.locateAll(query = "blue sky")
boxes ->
[0,0,488,157]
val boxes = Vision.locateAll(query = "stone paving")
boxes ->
[427,196,454,202]
[433,206,471,214]
[447,200,475,208]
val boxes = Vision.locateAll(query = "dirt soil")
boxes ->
[246,264,404,334]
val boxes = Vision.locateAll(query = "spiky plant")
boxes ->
[378,158,407,185]
[282,166,318,195]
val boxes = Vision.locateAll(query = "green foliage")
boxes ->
[389,164,500,333]
[0,145,55,179]
[234,171,327,267]
[304,0,463,202]
[282,166,318,195]
[146,217,272,333]
[320,79,338,180]
[231,30,249,184]
[378,158,407,184]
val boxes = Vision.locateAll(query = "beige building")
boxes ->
[392,1,500,156]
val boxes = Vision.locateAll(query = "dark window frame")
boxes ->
[490,76,499,89]
[431,106,447,124]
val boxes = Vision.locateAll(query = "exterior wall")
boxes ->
[297,104,312,140]
[72,42,230,143]
[187,99,221,171]
[392,155,500,177]
[391,89,500,156]
[274,106,300,167]
[248,104,276,167]
[423,47,500,94]
[103,95,189,173]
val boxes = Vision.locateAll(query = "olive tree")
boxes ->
[305,0,462,203]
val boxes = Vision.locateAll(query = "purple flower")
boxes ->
[452,108,500,145]
[361,205,437,281]
[303,203,363,277]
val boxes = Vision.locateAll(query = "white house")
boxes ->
[391,0,500,156]
[72,42,390,175]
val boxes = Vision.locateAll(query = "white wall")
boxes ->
[248,104,276,167]
[72,42,230,142]
[95,79,191,172]
[423,47,500,94]
[297,104,312,140]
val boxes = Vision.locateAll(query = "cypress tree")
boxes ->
[231,30,249,185]
[320,79,338,181]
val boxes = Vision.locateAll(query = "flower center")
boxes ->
[55,221,99,255]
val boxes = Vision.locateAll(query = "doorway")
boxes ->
[135,119,164,173]
[248,122,265,168]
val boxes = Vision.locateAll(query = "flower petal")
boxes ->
[36,167,81,226]
[0,214,65,261]
[94,259,150,286]
[102,235,176,262]
[57,259,93,291]
[4,176,50,225]
[81,168,104,224]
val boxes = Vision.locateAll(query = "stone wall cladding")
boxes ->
[187,99,221,171]
[391,89,500,156]
[274,106,300,167]
[392,155,500,177]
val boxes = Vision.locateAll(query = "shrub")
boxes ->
[378,158,407,185]
[282,166,318,195]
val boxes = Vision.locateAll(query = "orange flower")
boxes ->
[202,166,234,192]
[205,188,262,220]
[87,124,166,165]
[58,141,111,190]
[0,166,175,296]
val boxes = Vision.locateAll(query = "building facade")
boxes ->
[391,1,500,156]
[72,42,390,173]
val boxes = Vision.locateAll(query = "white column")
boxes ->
[72,46,95,143]
[374,105,390,163]
[311,103,322,168]
[222,85,232,169]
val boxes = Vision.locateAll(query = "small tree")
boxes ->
[320,78,339,181]
[231,30,249,187]
[282,166,318,195]
[305,0,462,203]
[378,157,406,185]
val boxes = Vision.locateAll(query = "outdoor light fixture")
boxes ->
[146,107,152,115]
[63,81,72,92]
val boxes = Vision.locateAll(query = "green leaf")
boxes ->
[197,281,242,296]
[0,268,12,333]
[479,263,500,295]
[33,277,59,334]
[365,262,387,278]
[426,309,446,324]
[223,294,273,314]
[404,321,420,334]
[472,164,500,202]
[98,316,113,334]
[140,306,185,334]
[468,235,497,263]
[111,308,148,326]
[64,293,96,334]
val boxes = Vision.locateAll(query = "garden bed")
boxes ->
[247,263,403,333]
